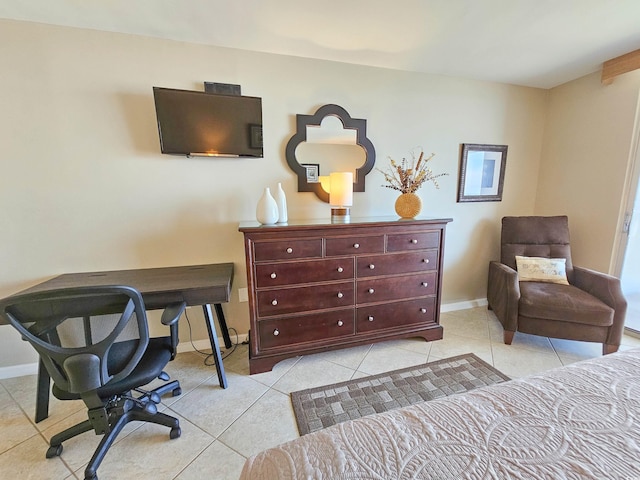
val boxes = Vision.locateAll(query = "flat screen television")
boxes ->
[152,87,263,158]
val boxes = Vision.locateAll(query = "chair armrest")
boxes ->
[161,302,186,326]
[161,302,186,360]
[573,266,627,346]
[487,261,520,333]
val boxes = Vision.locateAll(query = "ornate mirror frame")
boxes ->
[285,104,376,202]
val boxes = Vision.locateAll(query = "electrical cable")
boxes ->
[182,307,240,366]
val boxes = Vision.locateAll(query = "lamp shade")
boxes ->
[329,172,353,207]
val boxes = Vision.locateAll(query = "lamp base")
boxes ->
[331,207,351,223]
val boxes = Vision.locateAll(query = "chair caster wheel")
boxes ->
[172,387,182,397]
[170,426,181,439]
[46,444,63,458]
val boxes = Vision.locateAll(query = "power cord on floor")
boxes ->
[183,308,240,366]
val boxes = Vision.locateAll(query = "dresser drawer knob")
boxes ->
[337,320,344,327]
[273,329,280,336]
[368,264,375,270]
[423,258,430,264]
[270,272,277,279]
[271,299,278,306]
[337,292,344,299]
[368,288,375,294]
[411,239,418,244]
[367,316,374,322]
[422,282,429,287]
[353,243,360,249]
[286,247,293,254]
[337,267,344,273]
[420,308,427,314]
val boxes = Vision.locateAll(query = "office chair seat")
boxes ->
[52,337,175,401]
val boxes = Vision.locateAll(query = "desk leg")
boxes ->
[35,359,50,423]
[214,303,232,349]
[203,304,228,389]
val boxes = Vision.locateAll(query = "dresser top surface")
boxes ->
[239,216,452,232]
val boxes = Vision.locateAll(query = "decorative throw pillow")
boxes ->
[515,255,569,285]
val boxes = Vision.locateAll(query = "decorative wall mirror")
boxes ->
[285,104,376,202]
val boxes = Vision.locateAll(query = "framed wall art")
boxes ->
[457,143,508,202]
[301,163,320,183]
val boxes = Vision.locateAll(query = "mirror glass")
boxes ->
[296,117,366,180]
[285,104,375,202]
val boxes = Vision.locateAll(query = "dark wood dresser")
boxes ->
[239,216,452,374]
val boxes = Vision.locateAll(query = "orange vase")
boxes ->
[394,193,422,218]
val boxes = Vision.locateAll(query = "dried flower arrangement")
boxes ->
[378,148,448,194]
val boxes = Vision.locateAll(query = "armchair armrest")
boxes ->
[161,301,186,360]
[573,266,627,346]
[487,261,520,334]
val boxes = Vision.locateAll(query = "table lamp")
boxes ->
[329,172,353,222]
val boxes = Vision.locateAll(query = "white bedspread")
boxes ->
[240,348,640,479]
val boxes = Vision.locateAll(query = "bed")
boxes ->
[240,348,640,479]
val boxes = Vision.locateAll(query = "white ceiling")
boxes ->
[2,0,640,89]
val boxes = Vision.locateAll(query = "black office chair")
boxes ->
[0,285,186,480]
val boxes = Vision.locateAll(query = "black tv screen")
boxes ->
[153,87,263,157]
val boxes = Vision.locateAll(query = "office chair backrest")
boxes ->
[0,286,149,394]
[501,215,574,282]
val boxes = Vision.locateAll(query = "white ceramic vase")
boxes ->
[256,187,279,225]
[274,182,288,223]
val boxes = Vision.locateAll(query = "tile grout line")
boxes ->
[210,353,305,455]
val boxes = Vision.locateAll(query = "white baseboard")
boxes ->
[176,334,249,354]
[441,298,488,312]
[0,302,487,380]
[0,362,39,379]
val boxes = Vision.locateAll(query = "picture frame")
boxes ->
[457,143,508,202]
[301,163,320,183]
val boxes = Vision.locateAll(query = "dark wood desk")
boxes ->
[6,263,234,422]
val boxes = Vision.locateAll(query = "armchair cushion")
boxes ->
[501,216,574,281]
[515,256,569,284]
[519,282,614,327]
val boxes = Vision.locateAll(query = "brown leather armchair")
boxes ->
[487,216,627,355]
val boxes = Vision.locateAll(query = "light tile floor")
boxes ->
[2,307,640,479]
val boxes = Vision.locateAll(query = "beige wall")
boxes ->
[0,20,548,370]
[536,70,640,273]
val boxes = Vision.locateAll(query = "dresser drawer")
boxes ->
[387,231,440,252]
[325,235,384,256]
[357,272,437,304]
[257,281,354,317]
[255,258,354,288]
[356,297,436,333]
[357,250,438,278]
[257,309,355,350]
[254,239,323,262]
